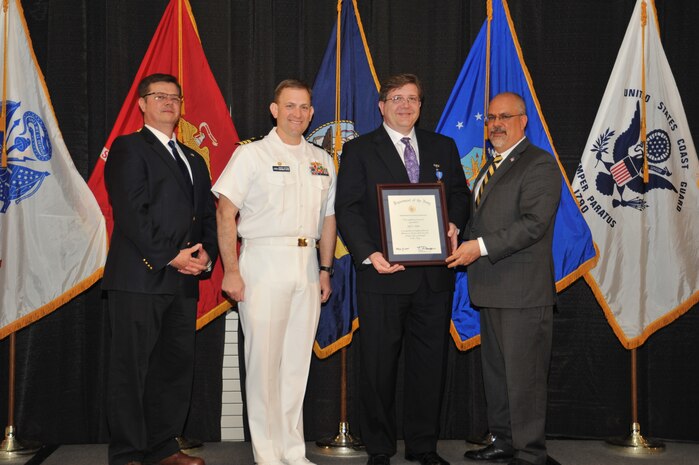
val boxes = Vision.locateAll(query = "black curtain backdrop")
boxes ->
[1,0,698,446]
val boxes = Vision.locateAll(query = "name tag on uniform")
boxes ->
[272,165,291,172]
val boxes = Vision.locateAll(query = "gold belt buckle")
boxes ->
[297,237,308,247]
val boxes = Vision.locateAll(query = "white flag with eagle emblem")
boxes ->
[572,0,699,348]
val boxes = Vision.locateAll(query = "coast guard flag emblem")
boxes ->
[572,0,699,348]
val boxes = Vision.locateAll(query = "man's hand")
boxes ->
[369,251,405,274]
[320,272,332,303]
[446,240,481,268]
[222,270,245,302]
[192,247,212,272]
[170,243,209,275]
[447,222,459,253]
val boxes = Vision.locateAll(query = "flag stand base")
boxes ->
[605,422,665,454]
[0,425,41,459]
[176,436,203,450]
[466,432,494,446]
[315,422,364,456]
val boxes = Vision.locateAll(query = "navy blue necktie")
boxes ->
[168,140,193,200]
[168,140,192,185]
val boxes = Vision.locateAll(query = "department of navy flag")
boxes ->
[307,0,382,359]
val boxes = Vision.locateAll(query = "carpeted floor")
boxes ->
[1,439,696,465]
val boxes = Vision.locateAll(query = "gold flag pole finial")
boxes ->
[640,0,649,184]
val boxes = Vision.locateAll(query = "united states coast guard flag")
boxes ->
[437,0,598,350]
[87,0,240,329]
[0,0,107,339]
[306,0,382,358]
[572,0,699,349]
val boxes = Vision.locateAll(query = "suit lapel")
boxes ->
[373,127,411,183]
[415,130,437,183]
[477,138,529,210]
[140,127,194,202]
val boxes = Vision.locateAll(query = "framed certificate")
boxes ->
[376,183,451,266]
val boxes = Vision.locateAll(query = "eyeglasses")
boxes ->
[385,95,421,105]
[485,113,524,123]
[142,92,183,103]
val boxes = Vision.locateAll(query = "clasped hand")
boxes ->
[171,243,210,275]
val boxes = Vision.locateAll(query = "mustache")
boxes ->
[490,127,506,134]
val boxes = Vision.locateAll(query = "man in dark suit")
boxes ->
[336,74,469,465]
[447,92,562,465]
[103,73,217,465]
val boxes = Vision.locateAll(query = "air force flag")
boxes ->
[437,0,598,349]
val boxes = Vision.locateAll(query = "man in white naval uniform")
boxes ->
[212,79,337,465]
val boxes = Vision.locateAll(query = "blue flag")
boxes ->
[307,0,382,359]
[436,0,598,350]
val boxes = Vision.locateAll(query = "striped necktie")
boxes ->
[475,154,502,206]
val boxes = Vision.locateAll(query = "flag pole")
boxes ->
[314,2,363,455]
[0,2,40,456]
[315,347,363,456]
[171,0,202,451]
[0,332,41,457]
[466,1,495,448]
[605,348,664,454]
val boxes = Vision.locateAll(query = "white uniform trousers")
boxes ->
[238,241,321,465]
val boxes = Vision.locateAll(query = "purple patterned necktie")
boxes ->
[401,137,419,183]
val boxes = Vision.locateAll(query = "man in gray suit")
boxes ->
[447,92,561,465]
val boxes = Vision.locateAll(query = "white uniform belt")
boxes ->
[242,237,318,247]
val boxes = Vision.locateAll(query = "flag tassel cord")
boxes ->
[483,0,492,156]
[177,0,185,117]
[1,0,10,169]
[332,0,342,173]
[641,0,649,183]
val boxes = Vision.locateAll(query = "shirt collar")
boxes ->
[145,124,177,149]
[495,136,526,162]
[383,123,417,147]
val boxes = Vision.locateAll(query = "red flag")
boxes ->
[87,0,238,328]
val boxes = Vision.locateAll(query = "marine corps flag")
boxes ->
[572,0,699,348]
[87,0,239,328]
[436,0,598,350]
[0,0,107,339]
[307,0,382,358]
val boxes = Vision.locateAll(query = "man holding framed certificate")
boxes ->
[336,73,469,465]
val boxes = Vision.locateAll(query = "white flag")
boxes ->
[571,0,699,349]
[0,0,107,339]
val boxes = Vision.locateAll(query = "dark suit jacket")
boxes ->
[465,138,561,308]
[336,125,469,294]
[102,127,218,297]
